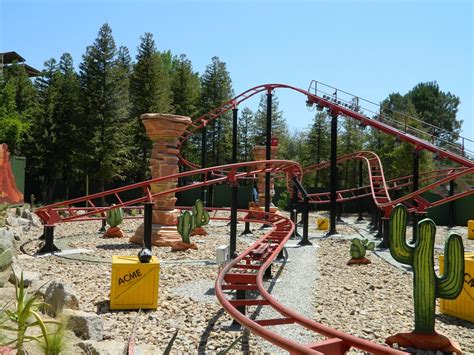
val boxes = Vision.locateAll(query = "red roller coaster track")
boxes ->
[34,82,473,354]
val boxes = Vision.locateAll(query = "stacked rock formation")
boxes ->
[253,145,278,212]
[0,144,23,204]
[130,114,192,247]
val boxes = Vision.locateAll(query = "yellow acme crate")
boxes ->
[317,217,329,231]
[439,252,474,322]
[468,220,474,240]
[110,256,160,310]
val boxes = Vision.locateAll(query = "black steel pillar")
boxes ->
[38,225,60,254]
[375,211,383,239]
[99,218,107,233]
[298,196,312,246]
[448,180,455,228]
[357,160,364,221]
[201,125,208,206]
[327,113,338,235]
[291,183,301,239]
[411,149,420,243]
[378,217,390,248]
[265,91,272,215]
[143,202,153,250]
[229,107,239,257]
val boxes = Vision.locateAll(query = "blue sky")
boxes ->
[1,0,473,150]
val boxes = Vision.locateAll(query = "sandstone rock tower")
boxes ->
[130,113,191,247]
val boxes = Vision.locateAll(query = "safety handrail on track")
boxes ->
[308,80,474,160]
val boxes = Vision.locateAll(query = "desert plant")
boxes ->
[0,273,62,355]
[0,248,13,271]
[177,211,196,244]
[192,199,210,228]
[349,238,375,259]
[38,318,69,355]
[0,204,8,228]
[106,205,124,228]
[386,204,464,353]
[15,207,21,217]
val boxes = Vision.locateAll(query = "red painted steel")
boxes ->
[214,208,407,354]
[177,83,473,170]
[35,160,302,224]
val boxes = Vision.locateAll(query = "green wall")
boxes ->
[10,155,25,194]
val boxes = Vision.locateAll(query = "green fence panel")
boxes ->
[9,155,25,194]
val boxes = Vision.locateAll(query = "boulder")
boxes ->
[44,280,80,315]
[77,340,127,355]
[63,309,103,341]
[9,264,41,287]
[0,228,15,250]
[6,216,30,229]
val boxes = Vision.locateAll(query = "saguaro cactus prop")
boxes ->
[0,248,13,270]
[347,238,375,265]
[385,204,464,354]
[191,199,210,236]
[103,206,125,238]
[172,211,198,251]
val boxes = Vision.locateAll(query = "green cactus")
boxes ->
[0,248,13,270]
[15,207,21,216]
[192,199,210,228]
[389,204,464,333]
[0,204,8,228]
[177,211,196,244]
[349,238,375,259]
[106,205,124,228]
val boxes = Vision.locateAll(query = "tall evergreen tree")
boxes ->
[79,23,130,197]
[26,58,60,202]
[252,93,289,159]
[129,32,173,180]
[302,111,331,188]
[170,54,201,166]
[237,107,254,162]
[199,57,233,165]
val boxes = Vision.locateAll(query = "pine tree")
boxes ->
[237,107,254,162]
[129,32,173,180]
[26,58,60,202]
[199,57,233,165]
[303,111,331,188]
[170,54,201,166]
[79,23,130,198]
[252,93,288,148]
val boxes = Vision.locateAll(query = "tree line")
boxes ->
[0,23,463,203]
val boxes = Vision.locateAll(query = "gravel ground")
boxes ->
[5,209,474,354]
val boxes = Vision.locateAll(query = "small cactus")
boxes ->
[0,204,8,228]
[177,211,196,244]
[15,207,21,216]
[349,238,375,259]
[0,248,13,270]
[106,205,124,228]
[192,199,210,228]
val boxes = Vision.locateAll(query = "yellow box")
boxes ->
[439,252,474,322]
[468,220,474,240]
[317,217,329,231]
[110,256,160,310]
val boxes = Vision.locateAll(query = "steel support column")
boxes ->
[265,91,272,215]
[38,225,60,254]
[143,202,153,250]
[357,160,364,221]
[327,113,338,236]
[229,107,239,257]
[448,180,455,228]
[411,149,420,243]
[378,217,390,248]
[201,125,208,206]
